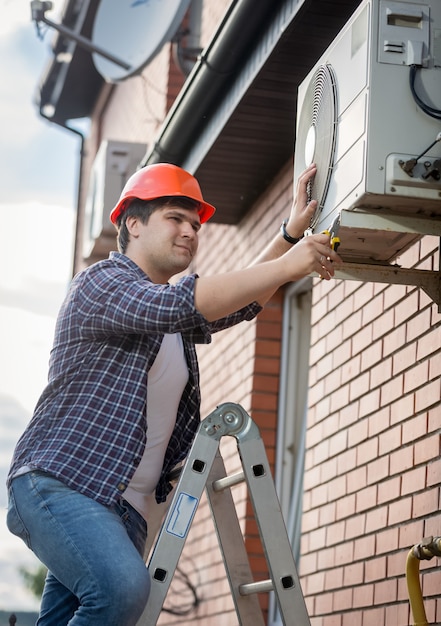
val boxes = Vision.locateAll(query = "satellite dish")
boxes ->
[92,0,192,82]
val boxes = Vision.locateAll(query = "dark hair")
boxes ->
[116,196,200,253]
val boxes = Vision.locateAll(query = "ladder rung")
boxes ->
[239,579,274,595]
[212,470,245,492]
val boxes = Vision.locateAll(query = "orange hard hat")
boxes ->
[110,163,216,225]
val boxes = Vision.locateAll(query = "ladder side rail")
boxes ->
[205,451,266,626]
[237,436,311,626]
[137,428,221,625]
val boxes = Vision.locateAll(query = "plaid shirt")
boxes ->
[8,252,261,505]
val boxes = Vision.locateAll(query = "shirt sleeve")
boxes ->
[68,263,211,340]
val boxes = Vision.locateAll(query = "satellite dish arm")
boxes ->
[30,1,131,71]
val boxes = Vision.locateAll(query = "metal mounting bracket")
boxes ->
[334,260,441,311]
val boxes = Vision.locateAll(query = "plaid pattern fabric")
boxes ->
[8,252,261,505]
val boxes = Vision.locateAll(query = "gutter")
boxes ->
[142,0,283,167]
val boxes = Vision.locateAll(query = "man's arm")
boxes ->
[194,163,341,321]
[195,232,340,321]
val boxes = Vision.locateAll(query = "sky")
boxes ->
[0,0,79,612]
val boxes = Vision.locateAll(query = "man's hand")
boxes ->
[285,163,318,238]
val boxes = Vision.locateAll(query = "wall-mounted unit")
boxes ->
[293,0,441,263]
[83,140,146,261]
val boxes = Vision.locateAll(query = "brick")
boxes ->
[380,374,404,406]
[394,290,419,326]
[329,429,348,457]
[378,476,401,504]
[370,357,392,388]
[365,505,388,533]
[305,570,326,595]
[345,513,366,540]
[417,330,441,360]
[336,494,356,520]
[404,360,430,394]
[361,293,384,325]
[339,401,361,429]
[374,578,397,604]
[427,457,441,487]
[383,324,406,357]
[330,384,351,413]
[398,519,425,550]
[321,457,338,483]
[365,556,386,582]
[390,444,414,476]
[353,583,374,608]
[415,377,441,412]
[406,308,432,342]
[387,551,408,578]
[388,495,412,525]
[353,533,375,561]
[342,309,363,341]
[390,394,414,425]
[348,418,368,448]
[385,602,410,625]
[402,412,428,444]
[367,407,390,436]
[322,613,342,626]
[376,526,399,555]
[367,455,389,485]
[347,466,367,494]
[414,432,441,464]
[392,342,417,375]
[401,466,426,495]
[315,591,334,615]
[318,545,337,571]
[332,338,352,368]
[359,389,381,418]
[429,348,441,378]
[357,437,379,465]
[343,561,364,586]
[355,485,377,512]
[378,424,402,455]
[361,340,383,370]
[333,587,353,612]
[413,487,440,518]
[352,324,373,355]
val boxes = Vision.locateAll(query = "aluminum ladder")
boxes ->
[137,402,311,625]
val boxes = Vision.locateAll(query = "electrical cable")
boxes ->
[409,64,441,120]
[161,563,201,616]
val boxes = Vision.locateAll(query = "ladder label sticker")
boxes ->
[166,492,199,538]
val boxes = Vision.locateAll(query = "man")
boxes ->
[6,162,340,625]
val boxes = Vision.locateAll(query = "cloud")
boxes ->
[0,4,78,208]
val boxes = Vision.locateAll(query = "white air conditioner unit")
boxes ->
[83,139,147,260]
[293,0,441,263]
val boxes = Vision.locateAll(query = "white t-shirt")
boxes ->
[123,333,188,520]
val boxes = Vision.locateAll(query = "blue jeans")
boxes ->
[7,471,151,625]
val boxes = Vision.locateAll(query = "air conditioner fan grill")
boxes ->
[294,64,338,229]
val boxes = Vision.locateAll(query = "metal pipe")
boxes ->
[405,536,441,626]
[406,548,428,626]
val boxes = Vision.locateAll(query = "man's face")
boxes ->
[128,204,201,282]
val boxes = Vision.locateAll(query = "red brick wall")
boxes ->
[302,238,441,626]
